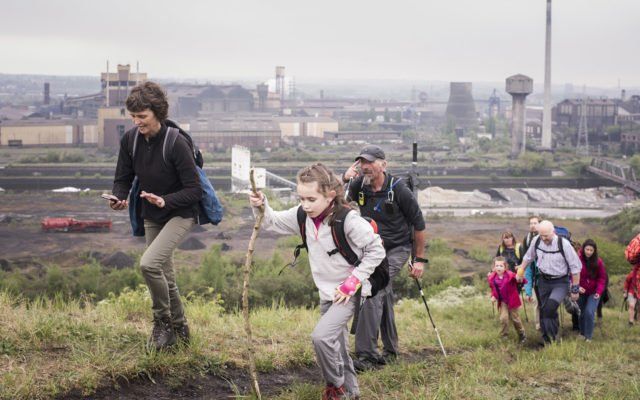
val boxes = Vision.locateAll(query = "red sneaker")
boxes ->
[322,384,348,400]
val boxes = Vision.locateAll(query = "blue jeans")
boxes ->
[578,294,600,340]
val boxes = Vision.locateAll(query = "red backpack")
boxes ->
[625,233,640,265]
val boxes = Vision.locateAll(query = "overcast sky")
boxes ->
[1,0,638,88]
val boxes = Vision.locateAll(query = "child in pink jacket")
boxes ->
[488,256,527,343]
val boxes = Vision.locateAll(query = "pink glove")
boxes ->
[334,275,361,304]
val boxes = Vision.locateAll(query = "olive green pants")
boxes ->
[141,216,194,325]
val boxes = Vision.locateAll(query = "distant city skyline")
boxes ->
[1,0,639,88]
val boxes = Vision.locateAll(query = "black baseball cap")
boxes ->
[355,145,386,162]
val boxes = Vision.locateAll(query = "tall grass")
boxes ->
[2,284,639,399]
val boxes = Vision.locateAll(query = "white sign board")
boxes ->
[231,145,251,193]
[253,168,266,189]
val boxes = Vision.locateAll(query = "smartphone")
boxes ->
[101,193,120,202]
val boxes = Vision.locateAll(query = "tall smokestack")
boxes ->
[275,66,285,100]
[43,82,50,105]
[106,60,110,107]
[256,83,268,112]
[541,0,552,149]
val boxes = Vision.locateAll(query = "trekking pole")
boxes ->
[411,264,447,358]
[520,291,529,322]
[240,168,263,400]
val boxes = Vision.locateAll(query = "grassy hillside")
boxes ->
[1,282,639,400]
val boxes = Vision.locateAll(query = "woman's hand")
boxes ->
[140,191,165,208]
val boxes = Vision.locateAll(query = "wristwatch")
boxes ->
[413,256,428,264]
[570,284,580,294]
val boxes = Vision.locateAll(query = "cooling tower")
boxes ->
[446,82,477,128]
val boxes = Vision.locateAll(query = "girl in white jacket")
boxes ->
[250,163,385,400]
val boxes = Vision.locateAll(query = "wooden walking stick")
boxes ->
[241,168,263,399]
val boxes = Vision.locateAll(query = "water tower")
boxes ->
[506,74,533,158]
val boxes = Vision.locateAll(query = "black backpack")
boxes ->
[292,205,389,297]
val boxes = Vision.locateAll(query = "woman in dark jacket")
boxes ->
[577,239,607,341]
[496,231,524,273]
[108,81,202,351]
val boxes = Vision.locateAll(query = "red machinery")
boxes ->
[41,217,112,233]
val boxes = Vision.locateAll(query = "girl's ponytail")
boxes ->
[297,163,351,223]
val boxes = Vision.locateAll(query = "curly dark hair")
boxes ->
[125,81,169,121]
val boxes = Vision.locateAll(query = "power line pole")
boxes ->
[576,88,589,155]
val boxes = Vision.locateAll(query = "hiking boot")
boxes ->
[321,384,348,400]
[149,318,176,351]
[174,322,191,346]
[381,352,398,365]
[518,332,527,344]
[352,357,378,373]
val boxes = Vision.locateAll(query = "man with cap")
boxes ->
[342,144,427,371]
[516,220,582,345]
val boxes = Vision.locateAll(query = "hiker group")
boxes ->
[489,216,615,346]
[105,80,637,400]
[105,81,428,400]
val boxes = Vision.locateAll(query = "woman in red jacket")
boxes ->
[577,239,607,341]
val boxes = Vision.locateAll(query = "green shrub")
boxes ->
[604,205,640,243]
[591,236,629,275]
[468,246,493,264]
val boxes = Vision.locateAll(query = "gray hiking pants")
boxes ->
[537,275,570,342]
[141,216,194,325]
[312,298,359,397]
[354,244,411,360]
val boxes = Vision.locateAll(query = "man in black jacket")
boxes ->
[342,145,426,370]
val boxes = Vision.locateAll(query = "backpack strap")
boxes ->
[296,206,307,250]
[129,128,140,160]
[557,237,567,267]
[278,206,308,276]
[533,235,570,275]
[129,126,177,167]
[164,127,179,165]
[328,207,360,266]
[295,205,361,266]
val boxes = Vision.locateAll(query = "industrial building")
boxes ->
[0,119,97,146]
